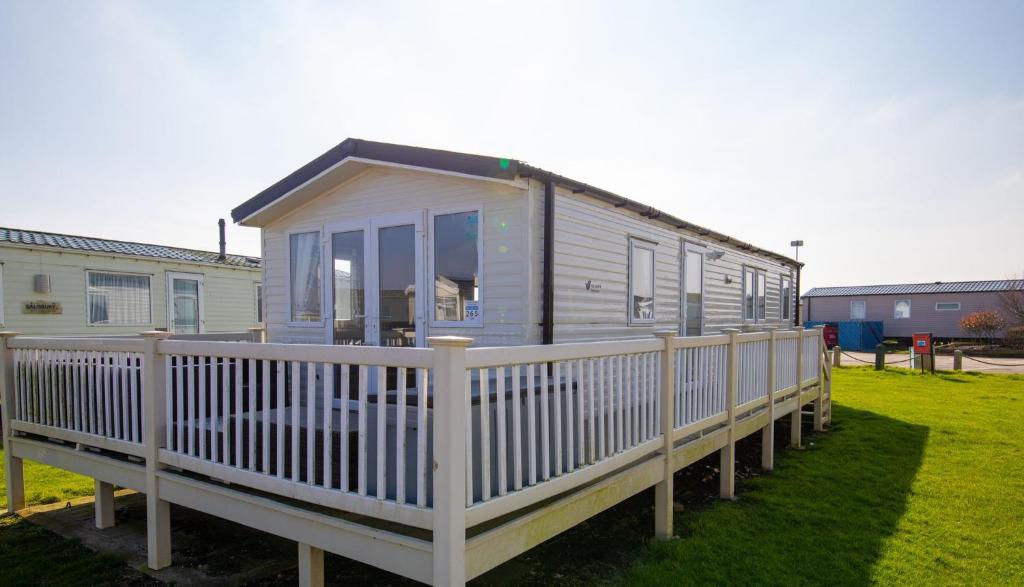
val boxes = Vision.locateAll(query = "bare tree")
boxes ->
[999,287,1024,325]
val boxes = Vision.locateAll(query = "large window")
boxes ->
[289,231,322,322]
[433,210,482,325]
[743,267,766,322]
[629,239,656,323]
[894,299,911,319]
[87,271,151,325]
[850,300,866,320]
[780,274,792,320]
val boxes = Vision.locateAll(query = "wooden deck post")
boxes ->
[1,331,25,513]
[95,480,115,529]
[721,329,740,500]
[792,327,804,448]
[654,330,676,539]
[142,331,172,570]
[297,542,325,587]
[833,345,842,367]
[762,328,777,471]
[813,326,825,432]
[429,336,473,587]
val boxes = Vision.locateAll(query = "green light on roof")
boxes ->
[499,158,510,170]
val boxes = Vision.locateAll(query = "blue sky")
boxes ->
[1,0,1021,290]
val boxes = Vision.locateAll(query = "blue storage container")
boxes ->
[838,321,883,352]
[803,320,883,351]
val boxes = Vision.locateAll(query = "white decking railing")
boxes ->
[0,326,830,586]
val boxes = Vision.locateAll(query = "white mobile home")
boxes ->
[0,227,262,335]
[231,139,800,347]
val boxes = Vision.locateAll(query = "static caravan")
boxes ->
[231,139,800,347]
[0,227,263,336]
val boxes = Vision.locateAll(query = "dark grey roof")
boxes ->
[231,138,799,268]
[0,228,261,269]
[803,280,1024,298]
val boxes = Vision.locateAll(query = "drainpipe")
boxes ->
[218,218,227,261]
[542,179,555,344]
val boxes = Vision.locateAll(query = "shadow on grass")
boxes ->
[621,405,929,586]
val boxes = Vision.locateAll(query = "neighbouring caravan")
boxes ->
[231,139,800,347]
[0,227,262,336]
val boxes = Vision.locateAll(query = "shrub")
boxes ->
[959,311,1005,343]
[1005,326,1024,350]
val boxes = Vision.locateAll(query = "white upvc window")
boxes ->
[289,231,323,324]
[628,238,656,324]
[742,267,766,322]
[0,264,5,326]
[894,299,911,319]
[780,274,792,320]
[430,208,483,327]
[935,302,961,311]
[254,282,263,323]
[850,300,866,320]
[86,270,152,326]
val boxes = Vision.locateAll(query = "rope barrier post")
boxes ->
[874,344,885,371]
[833,345,842,367]
[954,350,963,371]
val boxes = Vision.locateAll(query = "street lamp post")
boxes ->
[790,240,803,326]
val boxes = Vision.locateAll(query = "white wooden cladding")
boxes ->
[162,351,434,513]
[12,348,144,445]
[463,351,661,506]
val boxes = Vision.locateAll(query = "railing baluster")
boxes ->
[263,359,271,474]
[479,367,491,500]
[512,364,522,492]
[586,358,594,465]
[395,366,405,502]
[198,356,207,458]
[416,366,426,506]
[527,363,537,486]
[598,357,607,460]
[464,370,473,505]
[564,360,573,473]
[375,365,385,497]
[249,358,258,472]
[221,357,231,465]
[235,358,244,469]
[308,362,317,486]
[495,366,507,496]
[276,361,285,477]
[540,362,550,481]
[324,362,335,490]
[211,357,219,463]
[357,364,367,496]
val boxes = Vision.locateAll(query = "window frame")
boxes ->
[0,263,5,326]
[780,273,792,320]
[742,266,767,323]
[627,237,657,325]
[935,302,961,312]
[680,240,707,336]
[287,229,325,327]
[894,299,912,319]
[850,300,866,320]
[85,269,154,327]
[254,282,263,323]
[428,205,485,328]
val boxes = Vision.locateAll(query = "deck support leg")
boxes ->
[146,496,171,569]
[94,480,115,529]
[4,452,25,513]
[654,331,676,539]
[720,329,738,500]
[762,329,777,471]
[813,398,825,432]
[790,407,802,448]
[297,543,324,587]
[1,331,25,513]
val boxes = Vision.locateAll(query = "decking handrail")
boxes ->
[0,326,829,585]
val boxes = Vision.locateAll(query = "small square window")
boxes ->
[894,299,911,319]
[850,300,866,320]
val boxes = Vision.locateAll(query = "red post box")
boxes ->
[912,333,932,355]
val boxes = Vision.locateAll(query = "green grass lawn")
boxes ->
[2,367,1023,585]
[618,367,1024,585]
